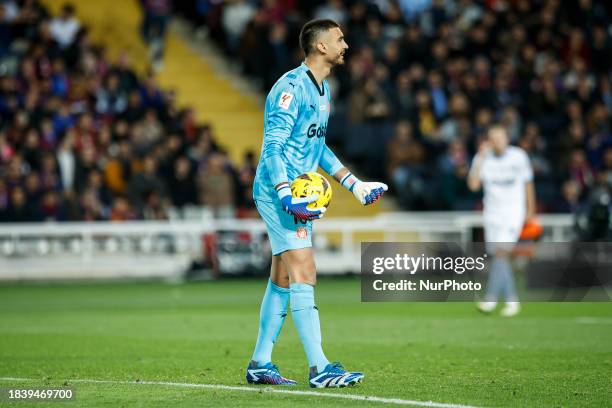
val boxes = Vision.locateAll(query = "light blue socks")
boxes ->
[251,279,289,365]
[290,283,329,372]
[251,280,330,372]
[485,257,518,302]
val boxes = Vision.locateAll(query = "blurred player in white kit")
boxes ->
[468,124,536,316]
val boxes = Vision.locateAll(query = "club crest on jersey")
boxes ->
[279,92,294,110]
[296,227,308,239]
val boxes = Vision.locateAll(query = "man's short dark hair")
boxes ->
[62,3,75,15]
[487,123,507,134]
[299,19,340,56]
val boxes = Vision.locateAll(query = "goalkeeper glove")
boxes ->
[340,172,388,206]
[276,183,326,221]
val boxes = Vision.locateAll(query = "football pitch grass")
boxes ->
[0,278,610,407]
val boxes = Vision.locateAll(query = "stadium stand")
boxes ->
[1,0,610,223]
[0,0,263,221]
[177,0,612,212]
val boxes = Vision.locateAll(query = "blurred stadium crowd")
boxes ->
[0,0,611,223]
[180,0,612,211]
[0,1,257,222]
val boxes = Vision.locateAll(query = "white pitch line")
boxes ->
[574,317,612,324]
[0,377,483,408]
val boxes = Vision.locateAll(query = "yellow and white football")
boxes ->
[290,172,333,210]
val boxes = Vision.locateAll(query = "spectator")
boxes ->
[221,0,255,54]
[568,148,595,191]
[52,103,75,135]
[591,25,611,75]
[0,179,9,215]
[414,89,437,141]
[57,133,77,191]
[96,74,128,115]
[85,169,112,206]
[38,190,63,221]
[517,124,551,178]
[140,109,163,147]
[438,139,476,210]
[168,156,197,208]
[598,146,612,188]
[198,152,235,218]
[48,3,79,49]
[109,196,134,221]
[2,0,611,220]
[348,78,391,123]
[40,118,58,150]
[553,179,583,213]
[74,145,98,193]
[428,70,448,119]
[21,127,42,170]
[314,0,347,26]
[3,186,34,222]
[128,155,167,211]
[386,121,427,208]
[23,172,41,203]
[39,153,61,191]
[0,2,253,223]
[142,190,167,220]
[237,150,257,214]
[141,0,172,72]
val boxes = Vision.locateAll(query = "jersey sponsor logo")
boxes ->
[307,123,327,138]
[296,227,308,239]
[279,92,294,109]
[490,178,516,186]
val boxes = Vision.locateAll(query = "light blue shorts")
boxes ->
[255,199,313,256]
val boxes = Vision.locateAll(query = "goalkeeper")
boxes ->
[246,19,387,388]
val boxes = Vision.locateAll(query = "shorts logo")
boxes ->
[296,227,308,239]
[279,92,294,109]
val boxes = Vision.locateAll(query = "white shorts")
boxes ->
[484,216,523,254]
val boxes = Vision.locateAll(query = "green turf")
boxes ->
[0,278,610,407]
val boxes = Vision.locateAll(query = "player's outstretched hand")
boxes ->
[352,181,388,206]
[278,187,326,221]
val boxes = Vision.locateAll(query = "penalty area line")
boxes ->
[0,377,484,408]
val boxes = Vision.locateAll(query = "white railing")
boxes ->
[0,212,574,280]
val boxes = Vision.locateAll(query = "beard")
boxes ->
[332,53,345,66]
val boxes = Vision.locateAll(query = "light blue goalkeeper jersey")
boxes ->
[253,62,344,202]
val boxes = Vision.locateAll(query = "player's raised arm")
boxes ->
[467,159,483,192]
[467,140,490,192]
